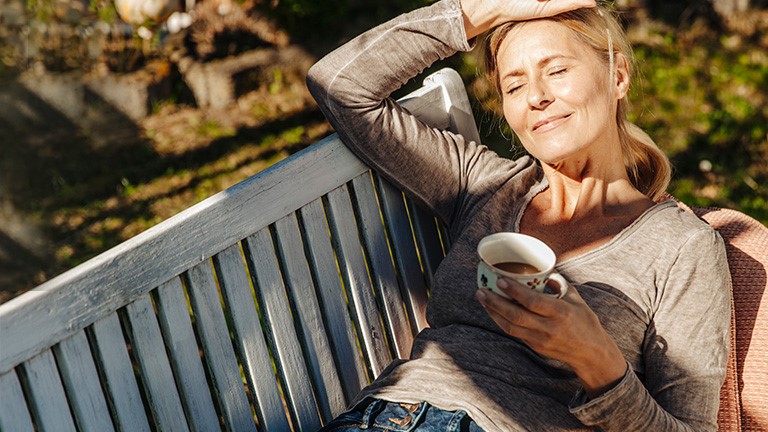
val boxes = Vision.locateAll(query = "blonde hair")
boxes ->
[484,7,671,201]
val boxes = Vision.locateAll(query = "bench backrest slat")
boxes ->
[0,370,35,432]
[212,243,293,432]
[22,350,78,432]
[375,174,430,334]
[273,212,348,422]
[124,295,191,432]
[243,228,322,431]
[186,260,259,432]
[298,198,370,402]
[325,184,395,377]
[90,313,153,432]
[55,330,116,432]
[407,196,447,288]
[350,173,414,359]
[153,277,222,432]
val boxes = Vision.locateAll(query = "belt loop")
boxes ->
[448,409,469,432]
[361,398,384,428]
[409,401,428,428]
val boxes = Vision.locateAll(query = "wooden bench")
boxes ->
[1,68,765,432]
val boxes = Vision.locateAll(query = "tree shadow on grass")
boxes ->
[55,108,326,261]
[0,72,326,301]
[0,75,152,300]
[0,76,151,207]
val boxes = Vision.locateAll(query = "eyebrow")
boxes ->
[500,54,577,80]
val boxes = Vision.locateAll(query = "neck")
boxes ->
[539,153,649,222]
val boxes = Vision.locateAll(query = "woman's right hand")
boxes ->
[461,0,597,39]
[476,277,628,399]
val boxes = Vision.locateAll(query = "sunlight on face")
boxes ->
[496,20,626,166]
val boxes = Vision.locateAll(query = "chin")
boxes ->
[523,140,589,167]
[526,149,577,166]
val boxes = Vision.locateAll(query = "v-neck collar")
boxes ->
[511,170,677,269]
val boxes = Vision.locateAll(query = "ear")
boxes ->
[613,52,630,100]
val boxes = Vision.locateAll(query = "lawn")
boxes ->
[1,0,765,301]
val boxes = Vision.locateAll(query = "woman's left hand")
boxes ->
[476,278,628,398]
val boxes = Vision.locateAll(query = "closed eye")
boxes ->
[549,67,568,76]
[506,83,525,95]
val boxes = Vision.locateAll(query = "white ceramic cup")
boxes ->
[477,233,569,299]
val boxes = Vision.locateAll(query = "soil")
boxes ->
[0,0,331,303]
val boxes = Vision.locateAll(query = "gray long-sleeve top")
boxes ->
[306,0,731,430]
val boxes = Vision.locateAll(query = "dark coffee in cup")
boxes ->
[493,261,540,275]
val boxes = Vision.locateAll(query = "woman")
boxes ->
[306,0,730,430]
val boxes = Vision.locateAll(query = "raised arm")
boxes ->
[307,0,515,230]
[306,0,482,225]
[306,0,594,226]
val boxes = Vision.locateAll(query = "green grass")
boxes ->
[629,27,767,223]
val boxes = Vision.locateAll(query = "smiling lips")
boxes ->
[532,113,572,132]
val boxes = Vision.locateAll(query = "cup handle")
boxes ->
[544,273,569,299]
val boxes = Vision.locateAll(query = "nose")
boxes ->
[527,80,553,110]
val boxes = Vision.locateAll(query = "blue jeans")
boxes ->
[319,398,485,431]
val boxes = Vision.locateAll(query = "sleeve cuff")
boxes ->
[443,0,476,52]
[568,361,644,425]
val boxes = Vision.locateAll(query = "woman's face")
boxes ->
[496,20,627,166]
